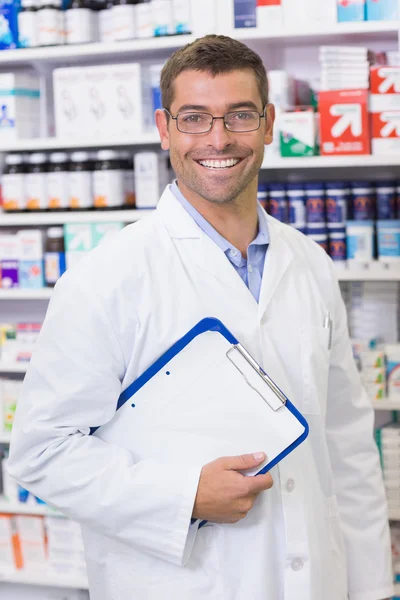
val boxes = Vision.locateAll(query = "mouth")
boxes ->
[195,158,243,170]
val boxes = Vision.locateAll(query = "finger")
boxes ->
[219,452,266,472]
[246,472,274,494]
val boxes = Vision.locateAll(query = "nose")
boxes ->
[206,117,234,152]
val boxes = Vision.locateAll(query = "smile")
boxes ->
[197,158,241,170]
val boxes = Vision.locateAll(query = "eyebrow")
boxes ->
[176,101,261,113]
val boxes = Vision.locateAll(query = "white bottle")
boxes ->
[69,152,93,209]
[172,0,190,34]
[119,151,135,206]
[26,153,48,211]
[99,0,114,42]
[47,152,70,210]
[65,0,96,44]
[18,0,39,48]
[2,154,27,212]
[37,0,64,46]
[151,0,173,36]
[111,0,137,41]
[136,0,152,38]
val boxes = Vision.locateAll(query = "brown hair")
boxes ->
[160,34,269,111]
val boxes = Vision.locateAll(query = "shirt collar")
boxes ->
[170,180,270,256]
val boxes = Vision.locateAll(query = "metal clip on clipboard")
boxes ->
[226,344,286,412]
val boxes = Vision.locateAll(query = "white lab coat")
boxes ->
[8,186,392,600]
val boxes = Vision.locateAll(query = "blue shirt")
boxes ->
[170,181,269,303]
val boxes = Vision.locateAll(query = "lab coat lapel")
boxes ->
[258,217,294,321]
[156,187,258,298]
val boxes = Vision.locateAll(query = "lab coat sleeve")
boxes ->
[7,269,202,567]
[325,264,393,600]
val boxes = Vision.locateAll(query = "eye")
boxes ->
[181,113,206,123]
[234,112,252,120]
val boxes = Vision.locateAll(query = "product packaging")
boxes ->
[17,229,44,289]
[256,0,282,29]
[234,0,257,28]
[377,221,400,262]
[319,89,370,156]
[279,109,318,157]
[134,152,170,208]
[64,223,93,270]
[336,0,366,21]
[0,72,40,142]
[370,66,400,155]
[387,344,400,398]
[14,515,47,570]
[0,0,20,49]
[0,234,20,289]
[366,0,398,20]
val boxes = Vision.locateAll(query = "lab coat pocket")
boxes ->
[300,324,330,415]
[91,525,224,600]
[326,496,348,600]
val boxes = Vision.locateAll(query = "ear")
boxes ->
[155,109,170,151]
[263,103,275,146]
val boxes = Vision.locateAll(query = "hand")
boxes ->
[192,452,273,524]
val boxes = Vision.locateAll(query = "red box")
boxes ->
[319,89,371,156]
[371,110,400,154]
[370,66,400,95]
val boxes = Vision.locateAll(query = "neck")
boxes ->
[176,179,259,258]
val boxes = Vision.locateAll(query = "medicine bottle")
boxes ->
[47,152,70,210]
[98,0,114,42]
[93,149,125,209]
[37,0,64,46]
[2,154,27,212]
[45,227,66,286]
[18,0,39,48]
[65,0,95,44]
[111,0,138,41]
[119,151,135,206]
[26,153,48,211]
[69,151,94,210]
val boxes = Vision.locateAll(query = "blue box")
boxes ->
[337,0,366,21]
[366,0,398,20]
[234,0,257,28]
[0,0,20,50]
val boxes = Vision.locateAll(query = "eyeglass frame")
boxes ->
[163,106,267,135]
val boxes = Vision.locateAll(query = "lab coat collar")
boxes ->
[156,186,294,314]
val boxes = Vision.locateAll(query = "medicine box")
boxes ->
[279,110,318,157]
[369,66,400,154]
[256,0,282,29]
[0,514,21,571]
[134,152,170,209]
[54,63,150,140]
[17,230,44,289]
[366,0,398,20]
[15,515,47,570]
[336,0,366,21]
[0,0,19,50]
[0,72,40,142]
[234,0,257,28]
[319,89,370,156]
[92,223,124,248]
[0,234,19,288]
[64,223,93,270]
[282,0,336,25]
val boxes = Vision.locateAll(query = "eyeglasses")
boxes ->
[164,108,266,134]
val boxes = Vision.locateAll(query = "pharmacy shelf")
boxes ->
[372,400,400,411]
[0,133,160,153]
[0,209,153,226]
[337,264,400,281]
[0,289,52,300]
[0,22,397,68]
[0,569,88,590]
[0,499,65,518]
[261,154,400,170]
[0,34,195,67]
[0,363,27,373]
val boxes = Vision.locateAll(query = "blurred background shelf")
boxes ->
[0,209,153,226]
[0,569,88,589]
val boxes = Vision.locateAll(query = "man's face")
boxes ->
[156,69,275,205]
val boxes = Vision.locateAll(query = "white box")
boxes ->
[15,515,47,570]
[54,63,150,140]
[0,72,40,142]
[256,0,283,30]
[134,152,170,209]
[282,0,336,25]
[0,515,18,572]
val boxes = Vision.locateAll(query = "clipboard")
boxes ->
[92,317,309,525]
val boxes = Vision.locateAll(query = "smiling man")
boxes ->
[8,35,392,600]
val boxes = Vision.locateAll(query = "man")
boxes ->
[8,35,392,600]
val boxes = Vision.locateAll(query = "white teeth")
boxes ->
[199,158,240,169]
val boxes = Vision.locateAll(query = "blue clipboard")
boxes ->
[92,317,309,529]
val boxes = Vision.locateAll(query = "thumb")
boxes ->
[222,452,266,472]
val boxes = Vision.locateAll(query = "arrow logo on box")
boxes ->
[68,228,92,251]
[378,69,400,93]
[330,104,362,137]
[380,112,400,137]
